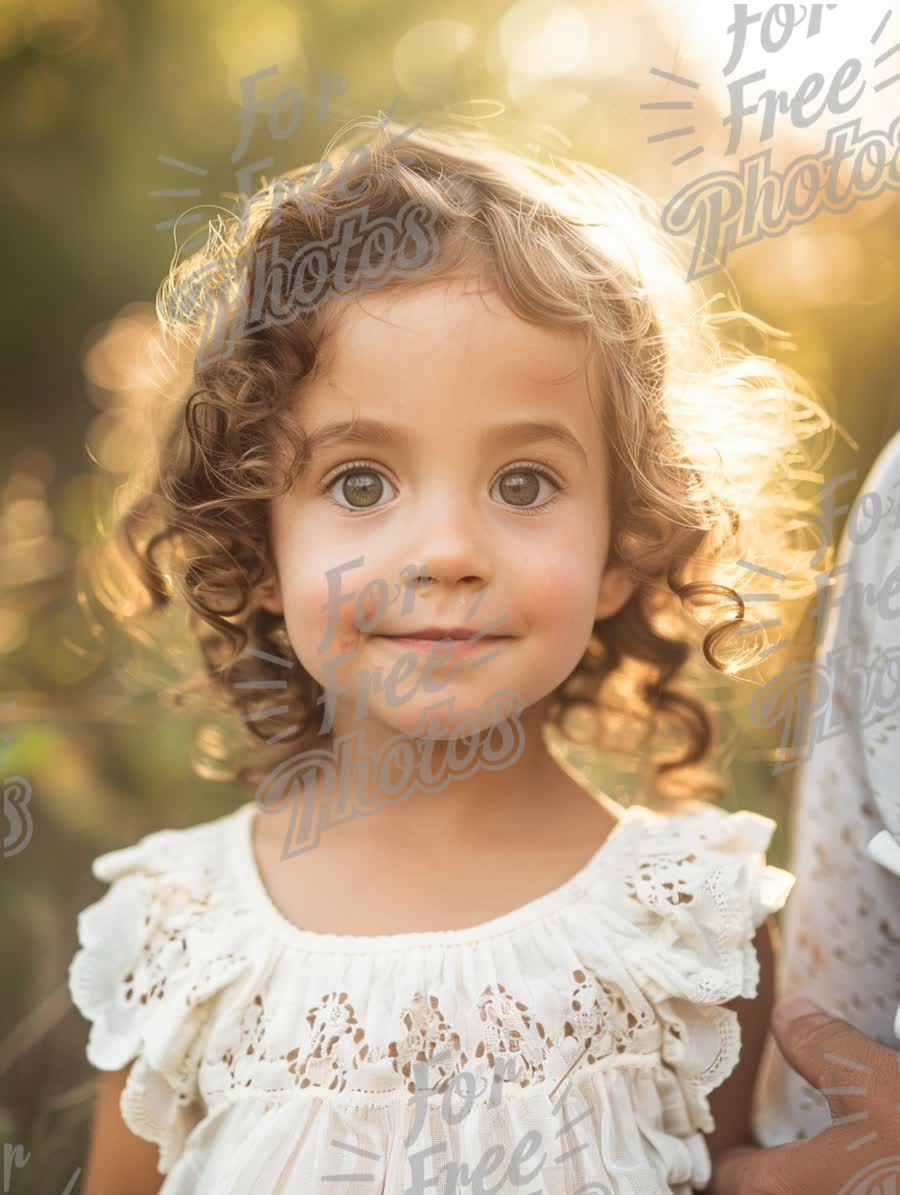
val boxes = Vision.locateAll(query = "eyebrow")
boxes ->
[303,417,589,465]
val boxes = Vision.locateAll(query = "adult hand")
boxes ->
[711,997,900,1194]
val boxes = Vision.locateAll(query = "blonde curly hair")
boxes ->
[91,116,832,802]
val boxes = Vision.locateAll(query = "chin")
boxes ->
[373,696,504,742]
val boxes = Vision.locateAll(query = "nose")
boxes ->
[403,486,493,598]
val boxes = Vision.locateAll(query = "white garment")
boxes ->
[68,800,793,1194]
[753,430,900,1147]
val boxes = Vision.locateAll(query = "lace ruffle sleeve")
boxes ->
[616,805,795,1133]
[68,827,251,1173]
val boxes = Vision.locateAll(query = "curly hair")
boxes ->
[89,116,832,803]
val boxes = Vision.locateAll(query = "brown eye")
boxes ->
[325,467,395,510]
[491,467,560,510]
[497,471,539,506]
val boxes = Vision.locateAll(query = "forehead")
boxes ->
[301,277,603,438]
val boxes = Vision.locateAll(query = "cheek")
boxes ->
[522,555,600,631]
[290,570,358,657]
[280,550,397,675]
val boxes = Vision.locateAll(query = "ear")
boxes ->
[595,563,636,621]
[256,575,284,615]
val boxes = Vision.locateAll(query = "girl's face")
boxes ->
[258,274,635,743]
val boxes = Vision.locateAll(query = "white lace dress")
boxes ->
[68,800,794,1194]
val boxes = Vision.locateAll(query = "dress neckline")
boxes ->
[229,795,641,954]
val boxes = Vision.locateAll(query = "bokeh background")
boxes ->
[3,0,900,1187]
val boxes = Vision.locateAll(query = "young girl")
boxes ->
[68,119,829,1194]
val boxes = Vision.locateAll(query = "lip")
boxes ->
[389,627,502,640]
[377,634,510,655]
